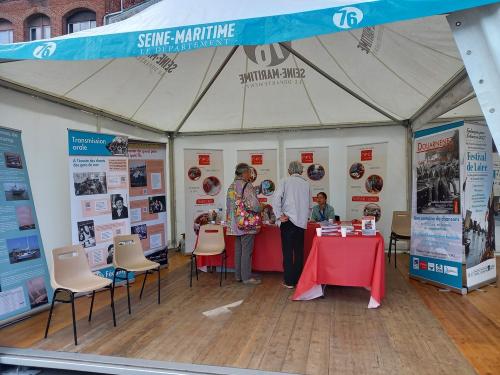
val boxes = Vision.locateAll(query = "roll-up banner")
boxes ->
[68,130,133,280]
[346,143,387,230]
[184,149,224,253]
[237,149,278,224]
[411,121,496,292]
[0,126,52,324]
[128,142,168,265]
[285,147,329,201]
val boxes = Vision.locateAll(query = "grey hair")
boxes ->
[288,161,304,175]
[235,163,250,177]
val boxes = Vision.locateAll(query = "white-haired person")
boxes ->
[226,163,262,285]
[272,161,313,288]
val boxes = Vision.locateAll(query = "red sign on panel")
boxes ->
[198,154,210,165]
[251,154,263,165]
[301,152,314,164]
[352,196,379,202]
[420,261,428,271]
[361,150,372,161]
[196,198,214,204]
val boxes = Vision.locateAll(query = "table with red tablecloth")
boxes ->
[292,233,385,308]
[197,223,319,271]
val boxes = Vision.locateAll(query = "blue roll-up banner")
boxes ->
[0,126,52,324]
[68,130,133,281]
[411,121,496,291]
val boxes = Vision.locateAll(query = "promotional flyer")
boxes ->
[0,126,52,323]
[346,143,387,231]
[68,130,132,280]
[237,149,278,224]
[184,149,224,253]
[285,147,329,201]
[128,142,168,265]
[411,122,463,290]
[463,123,495,288]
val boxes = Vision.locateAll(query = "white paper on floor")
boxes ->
[202,300,243,318]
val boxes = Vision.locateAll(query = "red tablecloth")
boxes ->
[197,223,319,272]
[292,233,385,308]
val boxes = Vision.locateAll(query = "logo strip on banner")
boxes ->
[411,121,464,291]
[68,130,133,281]
[0,0,497,60]
[0,126,52,324]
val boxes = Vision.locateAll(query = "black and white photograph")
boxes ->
[111,194,129,220]
[349,162,365,179]
[131,224,148,239]
[78,220,96,248]
[3,182,29,201]
[106,136,128,156]
[4,152,23,169]
[130,160,147,187]
[73,172,107,196]
[307,164,325,181]
[26,276,49,309]
[7,235,41,264]
[416,129,460,214]
[149,195,166,214]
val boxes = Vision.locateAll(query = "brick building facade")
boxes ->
[0,0,148,43]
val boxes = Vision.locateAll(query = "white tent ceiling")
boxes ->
[0,11,484,134]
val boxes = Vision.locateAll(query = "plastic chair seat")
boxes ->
[57,275,111,294]
[193,248,224,256]
[118,259,159,272]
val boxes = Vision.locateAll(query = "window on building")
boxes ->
[67,10,96,34]
[26,14,51,41]
[0,19,14,44]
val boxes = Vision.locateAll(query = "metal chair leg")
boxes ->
[125,271,131,314]
[194,256,199,280]
[388,235,393,263]
[44,289,58,339]
[88,290,95,322]
[224,251,227,280]
[190,254,194,287]
[70,292,77,346]
[394,239,397,268]
[157,266,161,304]
[139,271,148,300]
[220,253,223,287]
[109,285,116,327]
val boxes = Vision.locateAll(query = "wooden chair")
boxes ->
[45,245,116,345]
[388,211,411,268]
[190,224,226,287]
[112,234,161,316]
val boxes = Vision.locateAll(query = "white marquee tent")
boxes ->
[0,0,498,137]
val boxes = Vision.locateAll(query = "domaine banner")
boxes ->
[184,149,224,253]
[411,122,463,290]
[347,143,387,229]
[285,147,329,201]
[0,127,52,323]
[463,124,495,288]
[237,149,278,224]
[128,142,168,265]
[68,130,131,280]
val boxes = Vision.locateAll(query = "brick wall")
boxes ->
[0,0,148,42]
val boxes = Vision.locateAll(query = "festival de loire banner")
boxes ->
[346,143,387,230]
[285,147,329,201]
[411,121,496,291]
[184,149,224,253]
[0,126,52,323]
[68,130,132,280]
[128,142,168,265]
[237,149,278,224]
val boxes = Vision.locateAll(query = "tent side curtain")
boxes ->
[0,0,497,61]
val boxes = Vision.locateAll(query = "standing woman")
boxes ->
[272,161,313,288]
[226,163,262,285]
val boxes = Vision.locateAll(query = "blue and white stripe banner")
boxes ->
[0,0,497,61]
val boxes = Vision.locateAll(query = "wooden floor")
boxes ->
[0,252,498,375]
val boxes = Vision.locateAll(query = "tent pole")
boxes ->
[168,135,177,248]
[448,4,500,149]
[174,46,239,135]
[278,43,400,124]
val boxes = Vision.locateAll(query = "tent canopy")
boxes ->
[0,0,493,133]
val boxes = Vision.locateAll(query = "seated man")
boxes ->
[311,192,335,222]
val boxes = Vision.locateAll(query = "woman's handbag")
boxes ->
[235,183,261,231]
